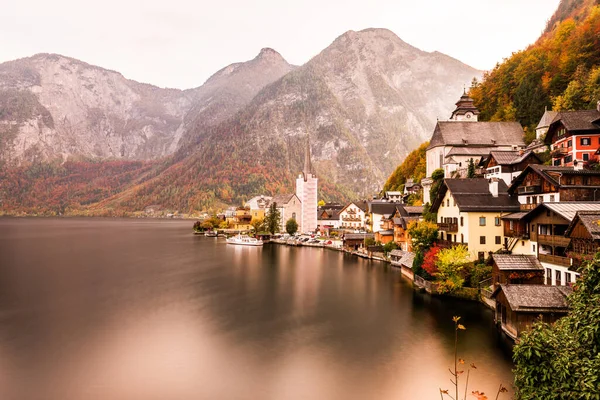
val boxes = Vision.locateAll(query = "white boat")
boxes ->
[226,234,263,246]
[205,230,218,237]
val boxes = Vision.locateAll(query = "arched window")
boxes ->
[292,212,296,219]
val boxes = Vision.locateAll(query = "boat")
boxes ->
[226,234,263,246]
[205,230,218,237]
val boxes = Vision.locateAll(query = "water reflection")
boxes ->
[0,218,514,399]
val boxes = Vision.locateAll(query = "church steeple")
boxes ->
[303,135,313,181]
[450,89,480,121]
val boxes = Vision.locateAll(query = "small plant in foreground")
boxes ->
[439,316,508,400]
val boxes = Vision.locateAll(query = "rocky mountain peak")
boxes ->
[255,47,287,63]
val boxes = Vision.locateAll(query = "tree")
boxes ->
[513,252,600,399]
[429,168,445,204]
[251,217,266,233]
[318,200,326,207]
[407,220,438,253]
[285,218,298,235]
[264,202,281,234]
[422,244,441,276]
[382,241,398,255]
[467,159,476,178]
[435,245,470,294]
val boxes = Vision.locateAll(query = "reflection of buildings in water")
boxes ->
[291,249,324,316]
[230,244,263,291]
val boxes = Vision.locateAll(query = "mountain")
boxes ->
[0,29,480,215]
[87,29,480,213]
[0,50,294,164]
[470,0,600,136]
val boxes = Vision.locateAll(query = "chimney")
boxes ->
[489,178,499,197]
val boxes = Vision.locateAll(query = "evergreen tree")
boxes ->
[285,218,298,235]
[467,159,476,178]
[265,202,281,234]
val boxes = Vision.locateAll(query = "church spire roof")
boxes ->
[450,89,480,120]
[303,135,313,181]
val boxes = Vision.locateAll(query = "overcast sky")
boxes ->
[2,0,560,89]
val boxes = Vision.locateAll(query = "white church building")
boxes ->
[295,137,318,233]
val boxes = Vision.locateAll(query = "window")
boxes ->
[480,236,486,244]
[495,217,501,226]
[583,153,589,161]
[495,236,501,245]
[581,137,591,146]
[292,212,296,219]
[554,159,562,166]
[509,220,514,230]
[447,199,450,207]
[566,273,572,285]
[567,140,572,148]
[526,196,531,204]
[539,196,543,204]
[479,217,486,226]
[555,270,562,286]
[478,252,485,262]
[565,155,573,164]
[460,217,464,226]
[583,176,590,185]
[533,244,536,253]
[461,234,464,243]
[550,195,555,202]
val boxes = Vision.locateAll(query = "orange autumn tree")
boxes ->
[422,244,441,277]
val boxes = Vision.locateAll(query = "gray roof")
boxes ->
[344,233,375,240]
[508,164,600,194]
[488,150,539,166]
[492,284,572,313]
[271,194,298,206]
[428,121,525,149]
[393,216,420,229]
[536,110,558,130]
[501,211,529,220]
[377,229,394,235]
[539,202,600,222]
[318,209,341,221]
[432,178,520,213]
[403,206,424,215]
[549,109,600,132]
[400,252,415,268]
[369,201,399,215]
[565,211,600,240]
[446,146,497,157]
[390,249,406,257]
[492,254,543,271]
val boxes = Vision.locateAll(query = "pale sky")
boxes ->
[2,0,560,89]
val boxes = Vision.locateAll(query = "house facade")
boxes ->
[483,150,541,186]
[491,254,544,288]
[339,202,367,231]
[544,104,600,167]
[270,194,302,233]
[565,211,600,269]
[431,178,520,261]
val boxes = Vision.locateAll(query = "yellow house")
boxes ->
[431,178,521,261]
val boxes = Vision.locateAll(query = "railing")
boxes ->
[539,253,572,267]
[342,216,362,221]
[504,229,529,239]
[479,277,494,299]
[436,239,467,249]
[520,203,538,211]
[537,234,571,247]
[517,185,542,195]
[551,147,568,157]
[437,222,458,232]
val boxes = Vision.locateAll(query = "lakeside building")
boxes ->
[482,150,541,186]
[422,92,525,204]
[491,284,572,340]
[245,195,272,220]
[366,201,398,234]
[270,194,302,233]
[430,178,520,261]
[544,102,600,167]
[296,138,318,233]
[501,202,600,286]
[491,254,544,288]
[317,205,343,234]
[339,202,367,231]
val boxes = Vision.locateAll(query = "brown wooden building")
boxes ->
[491,254,544,288]
[343,233,374,251]
[491,284,572,340]
[390,249,415,280]
[565,211,600,268]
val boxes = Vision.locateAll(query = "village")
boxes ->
[194,91,600,342]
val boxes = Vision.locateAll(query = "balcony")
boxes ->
[520,203,538,211]
[437,239,467,249]
[504,229,529,239]
[437,222,458,232]
[537,234,571,247]
[550,147,569,158]
[517,185,542,195]
[538,253,572,267]
[342,216,362,222]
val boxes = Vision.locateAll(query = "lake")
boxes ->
[0,218,514,399]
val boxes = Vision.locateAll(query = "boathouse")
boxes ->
[491,254,544,288]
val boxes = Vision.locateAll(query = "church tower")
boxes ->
[295,136,318,233]
[449,89,479,121]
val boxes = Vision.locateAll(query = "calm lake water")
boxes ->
[0,218,514,399]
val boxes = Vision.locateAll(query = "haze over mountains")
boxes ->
[0,28,480,214]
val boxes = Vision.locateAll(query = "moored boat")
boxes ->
[205,230,218,237]
[226,234,263,246]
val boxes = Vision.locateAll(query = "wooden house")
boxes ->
[565,211,600,269]
[491,254,544,288]
[390,249,415,280]
[508,164,600,211]
[482,150,541,186]
[491,284,571,340]
[342,233,374,251]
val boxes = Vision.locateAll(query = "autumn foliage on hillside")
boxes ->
[383,141,428,191]
[470,0,600,136]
